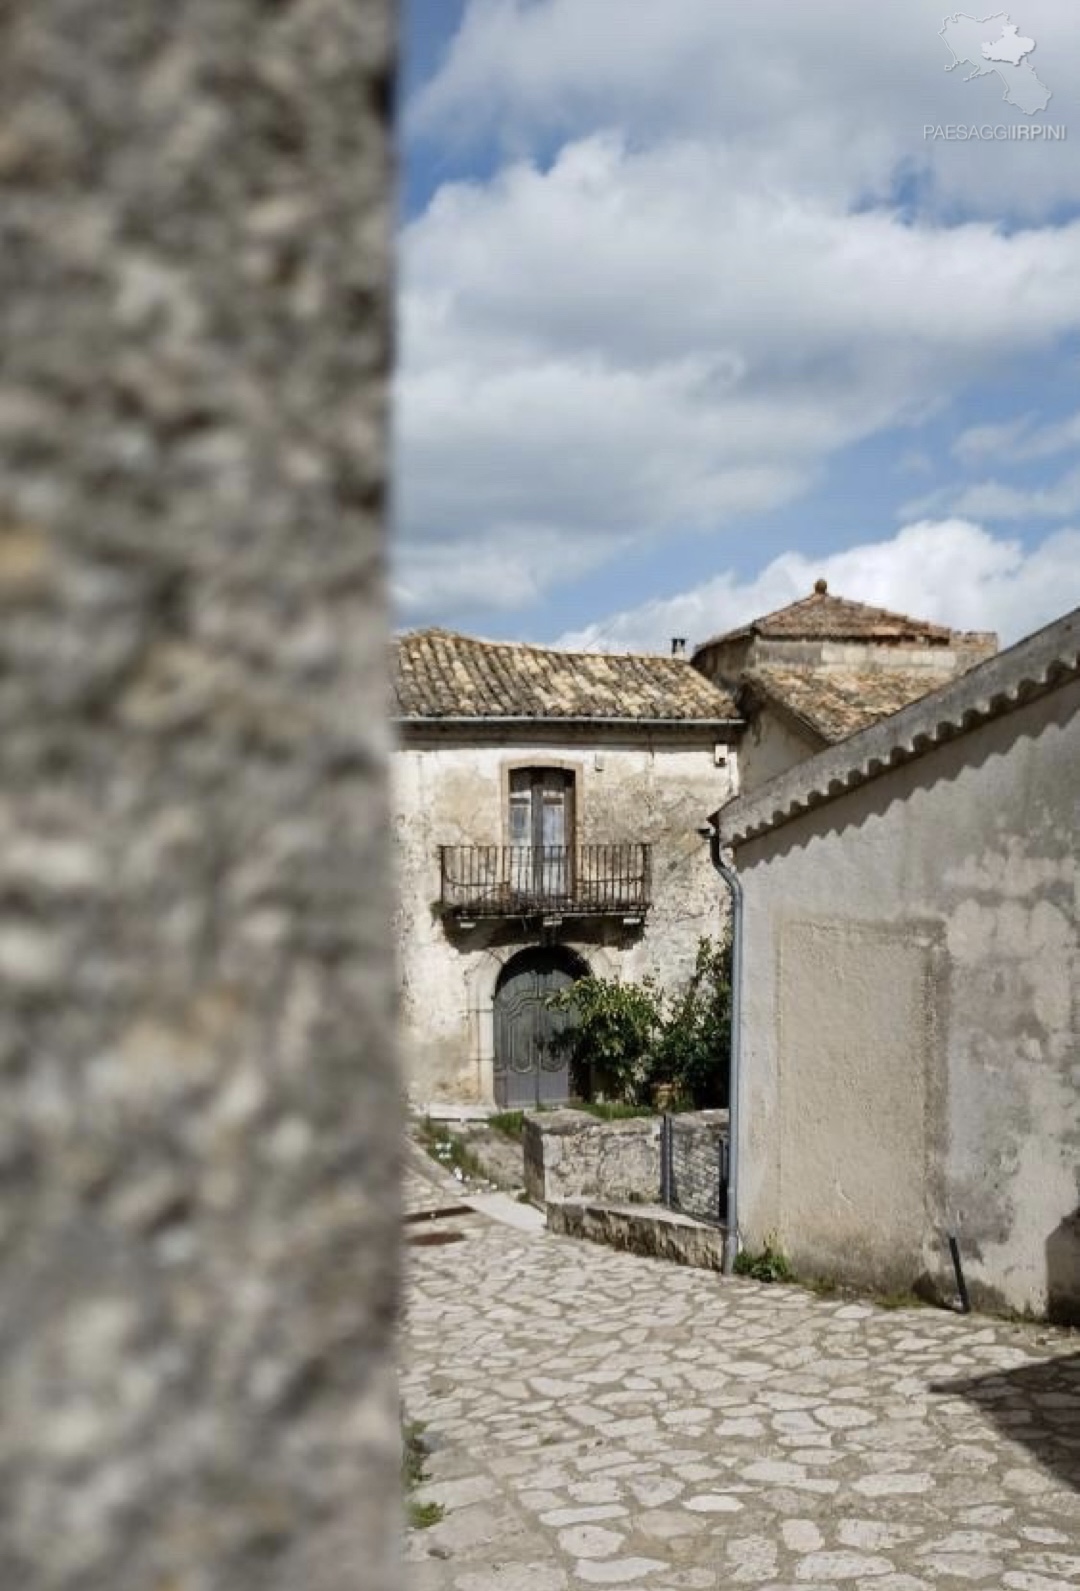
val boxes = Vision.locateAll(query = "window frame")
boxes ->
[501,759,580,857]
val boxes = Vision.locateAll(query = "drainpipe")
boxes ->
[707,822,743,1276]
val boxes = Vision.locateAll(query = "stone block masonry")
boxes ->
[524,1108,729,1221]
[524,1110,664,1205]
[0,3,400,1589]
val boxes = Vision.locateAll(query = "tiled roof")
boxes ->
[741,666,957,744]
[395,629,740,723]
[718,605,1080,847]
[695,582,971,654]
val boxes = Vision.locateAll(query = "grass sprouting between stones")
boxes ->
[416,1117,486,1182]
[402,1417,445,1531]
[572,1100,657,1121]
[488,1110,527,1138]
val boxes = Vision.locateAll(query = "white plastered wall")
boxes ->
[735,680,1080,1318]
[738,708,821,794]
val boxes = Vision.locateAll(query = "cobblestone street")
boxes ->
[402,1163,1080,1591]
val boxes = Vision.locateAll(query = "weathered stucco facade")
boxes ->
[393,630,740,1103]
[395,727,737,1101]
[736,708,819,793]
[720,609,1080,1322]
[695,582,997,795]
[394,595,1000,1108]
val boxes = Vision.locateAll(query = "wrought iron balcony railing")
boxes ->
[439,844,651,920]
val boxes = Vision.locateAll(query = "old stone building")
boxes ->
[393,587,997,1108]
[718,605,1080,1322]
[693,580,997,792]
[393,629,740,1104]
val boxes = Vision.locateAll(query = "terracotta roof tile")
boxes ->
[695,583,974,654]
[742,665,957,743]
[720,605,1080,847]
[395,629,740,723]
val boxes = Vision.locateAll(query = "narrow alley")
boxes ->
[402,1160,1080,1591]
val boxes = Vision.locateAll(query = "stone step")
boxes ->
[547,1198,728,1271]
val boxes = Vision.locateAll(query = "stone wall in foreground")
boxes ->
[524,1111,663,1204]
[0,3,400,1587]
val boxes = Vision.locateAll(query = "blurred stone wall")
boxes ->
[0,3,400,1587]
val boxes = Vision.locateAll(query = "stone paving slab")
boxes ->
[402,1202,1080,1591]
[463,1191,547,1234]
[405,1157,543,1235]
[405,1147,471,1215]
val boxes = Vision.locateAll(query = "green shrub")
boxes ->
[650,936,731,1109]
[546,935,731,1109]
[733,1239,793,1283]
[547,973,664,1104]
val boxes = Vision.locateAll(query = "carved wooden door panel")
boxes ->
[493,951,576,1107]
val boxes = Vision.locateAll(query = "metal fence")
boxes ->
[660,1114,729,1227]
[439,843,652,918]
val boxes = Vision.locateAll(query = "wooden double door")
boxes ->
[493,948,582,1108]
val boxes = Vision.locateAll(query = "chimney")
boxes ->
[671,637,687,658]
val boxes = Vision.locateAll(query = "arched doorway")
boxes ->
[493,947,588,1108]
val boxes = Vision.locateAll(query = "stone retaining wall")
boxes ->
[547,1201,726,1270]
[524,1108,730,1211]
[524,1110,662,1204]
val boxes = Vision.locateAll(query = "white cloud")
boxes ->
[953,408,1080,465]
[1013,410,1080,460]
[396,1,1080,625]
[896,449,936,477]
[555,521,1080,652]
[944,464,1080,520]
[396,130,1080,618]
[904,460,1080,520]
[952,414,1037,464]
[411,0,1080,219]
[393,522,621,616]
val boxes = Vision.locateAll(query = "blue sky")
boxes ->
[394,0,1080,650]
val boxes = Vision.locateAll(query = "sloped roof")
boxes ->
[694,581,969,656]
[741,665,959,744]
[395,628,739,723]
[719,605,1080,847]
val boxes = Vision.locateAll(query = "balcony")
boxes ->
[439,844,652,921]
